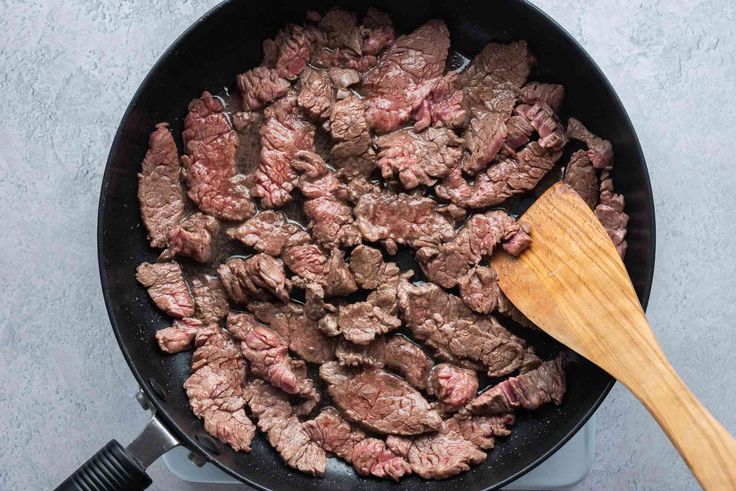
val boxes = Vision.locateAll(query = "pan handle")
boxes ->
[54,414,179,491]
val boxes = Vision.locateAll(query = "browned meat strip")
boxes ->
[352,180,455,254]
[360,7,395,55]
[328,95,376,177]
[138,123,184,248]
[416,210,531,289]
[567,117,614,169]
[429,364,479,413]
[375,127,463,189]
[436,142,563,208]
[155,317,203,354]
[327,67,360,89]
[218,255,291,304]
[514,103,567,151]
[181,92,255,221]
[226,210,304,257]
[136,262,194,318]
[251,92,316,208]
[362,20,450,133]
[231,110,262,133]
[249,301,335,363]
[457,266,503,315]
[236,66,290,111]
[320,362,442,435]
[161,213,218,263]
[595,171,629,257]
[243,379,327,476]
[319,8,361,53]
[303,283,332,320]
[318,302,402,345]
[184,326,255,452]
[297,67,334,121]
[262,23,319,80]
[413,72,467,131]
[304,407,411,481]
[284,244,357,297]
[520,82,565,113]
[466,355,567,414]
[461,90,516,174]
[504,113,535,151]
[398,280,527,377]
[564,150,598,209]
[348,245,399,290]
[292,151,361,249]
[191,276,229,324]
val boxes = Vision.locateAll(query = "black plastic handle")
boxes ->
[54,440,152,491]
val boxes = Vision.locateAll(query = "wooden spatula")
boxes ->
[491,182,736,490]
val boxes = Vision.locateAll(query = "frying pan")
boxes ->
[56,0,656,489]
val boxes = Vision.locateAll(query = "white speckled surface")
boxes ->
[0,1,734,489]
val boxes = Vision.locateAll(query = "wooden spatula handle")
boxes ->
[619,335,736,490]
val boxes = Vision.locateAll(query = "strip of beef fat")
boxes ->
[138,123,184,248]
[136,262,194,318]
[181,92,255,221]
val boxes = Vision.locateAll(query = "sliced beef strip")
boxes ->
[136,262,194,318]
[563,150,598,209]
[466,354,566,414]
[319,8,361,53]
[328,67,361,89]
[348,245,399,290]
[566,117,614,169]
[262,23,320,81]
[227,312,319,404]
[520,82,565,113]
[243,379,327,476]
[319,361,442,435]
[503,113,535,151]
[352,180,455,253]
[297,67,335,121]
[429,363,479,413]
[226,210,304,257]
[160,213,219,263]
[284,243,358,297]
[311,47,378,73]
[249,301,336,363]
[362,20,450,133]
[458,266,503,315]
[292,151,361,249]
[397,279,527,377]
[375,127,463,190]
[217,255,291,304]
[514,103,567,151]
[231,110,263,133]
[413,71,468,131]
[138,123,184,248]
[318,302,402,345]
[360,7,395,55]
[250,92,316,208]
[181,92,255,221]
[595,170,629,258]
[417,210,532,289]
[461,40,535,91]
[328,95,376,177]
[303,283,333,320]
[183,325,255,452]
[436,142,563,209]
[304,407,411,481]
[155,317,203,354]
[236,66,291,111]
[191,276,230,324]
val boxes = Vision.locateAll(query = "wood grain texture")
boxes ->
[492,182,736,490]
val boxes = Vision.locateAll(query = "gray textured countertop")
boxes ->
[1,1,734,489]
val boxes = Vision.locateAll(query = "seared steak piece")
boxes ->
[348,245,400,290]
[184,326,255,452]
[595,171,629,258]
[297,67,334,121]
[181,92,255,221]
[161,213,218,263]
[466,355,566,414]
[386,413,514,479]
[327,67,360,89]
[514,103,567,151]
[251,92,316,208]
[262,23,319,80]
[227,210,304,257]
[566,117,614,169]
[136,262,194,318]
[138,123,184,248]
[284,245,357,297]
[318,302,402,345]
[352,180,455,254]
[292,151,361,249]
[243,379,327,476]
[436,142,563,208]
[304,407,411,481]
[191,276,229,323]
[429,364,479,413]
[231,110,262,133]
[303,283,333,320]
[218,255,291,304]
[249,301,335,363]
[520,82,565,113]
[236,66,290,111]
[319,362,442,435]
[504,114,535,151]
[375,127,463,189]
[417,210,531,289]
[155,317,203,354]
[360,7,395,55]
[458,266,503,315]
[336,334,433,391]
[328,95,376,177]
[362,20,450,133]
[398,280,527,377]
[227,312,319,404]
[563,150,598,209]
[413,72,467,131]
[319,8,361,53]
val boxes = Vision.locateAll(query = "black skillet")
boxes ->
[56,0,656,489]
